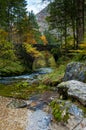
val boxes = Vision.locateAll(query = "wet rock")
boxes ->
[68,104,84,118]
[57,80,86,106]
[27,101,48,111]
[63,62,86,82]
[29,94,41,101]
[7,99,27,108]
[40,91,58,103]
[26,110,52,130]
[67,117,86,130]
[27,92,58,111]
[56,100,84,118]
[29,91,58,104]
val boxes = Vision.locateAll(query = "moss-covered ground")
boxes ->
[0,81,50,99]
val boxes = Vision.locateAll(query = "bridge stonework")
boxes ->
[33,44,57,51]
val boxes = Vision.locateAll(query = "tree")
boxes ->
[75,0,85,46]
[47,0,71,50]
[24,11,43,44]
[44,30,58,45]
[0,0,27,42]
[0,29,24,75]
[44,0,85,49]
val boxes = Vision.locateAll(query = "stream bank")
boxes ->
[0,62,86,130]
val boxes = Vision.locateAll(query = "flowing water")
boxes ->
[0,68,53,84]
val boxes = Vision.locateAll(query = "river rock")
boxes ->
[63,62,86,82]
[57,80,86,106]
[67,117,86,130]
[27,91,58,111]
[26,110,52,130]
[7,99,27,108]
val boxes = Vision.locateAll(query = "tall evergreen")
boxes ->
[0,0,27,42]
[45,0,85,49]
[27,11,42,44]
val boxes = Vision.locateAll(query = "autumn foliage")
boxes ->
[40,35,48,45]
[23,42,41,58]
[24,31,37,44]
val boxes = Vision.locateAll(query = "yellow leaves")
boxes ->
[78,41,86,54]
[79,43,86,48]
[24,31,36,44]
[40,35,48,45]
[23,42,41,58]
[69,49,83,53]
[69,50,86,55]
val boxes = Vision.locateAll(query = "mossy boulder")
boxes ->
[50,100,84,123]
[57,80,86,106]
[32,51,56,70]
[63,62,86,82]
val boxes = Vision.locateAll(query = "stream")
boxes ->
[0,67,54,130]
[0,67,86,130]
[0,67,53,84]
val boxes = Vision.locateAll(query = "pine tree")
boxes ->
[0,0,27,42]
[46,0,85,50]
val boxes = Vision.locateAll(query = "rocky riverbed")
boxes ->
[0,96,86,130]
[0,96,68,130]
[0,62,86,130]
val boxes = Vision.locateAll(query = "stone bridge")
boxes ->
[33,44,57,51]
[15,43,57,70]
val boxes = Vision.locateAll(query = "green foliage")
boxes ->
[46,0,85,50]
[51,47,62,61]
[42,65,66,86]
[0,81,50,99]
[50,100,69,122]
[44,30,58,45]
[22,42,41,58]
[25,11,43,44]
[69,41,86,61]
[0,29,24,76]
[0,0,29,42]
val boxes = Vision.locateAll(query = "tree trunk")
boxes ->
[76,0,85,47]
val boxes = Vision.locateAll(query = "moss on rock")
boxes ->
[32,51,56,70]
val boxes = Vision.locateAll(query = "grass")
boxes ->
[0,62,67,99]
[0,55,82,99]
[0,81,50,99]
[41,64,66,86]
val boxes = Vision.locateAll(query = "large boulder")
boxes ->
[63,62,86,82]
[32,51,56,70]
[57,80,86,106]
